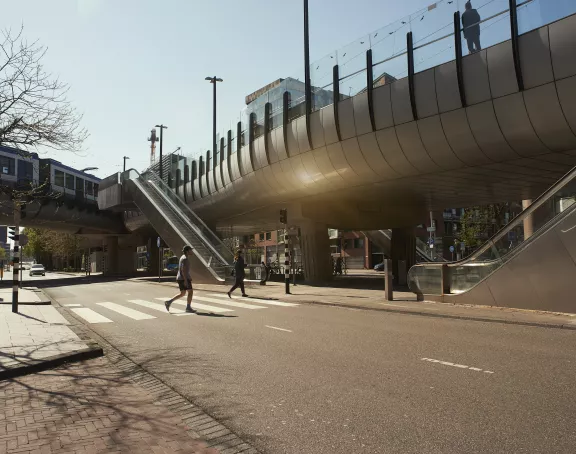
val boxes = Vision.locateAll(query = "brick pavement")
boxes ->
[0,357,222,454]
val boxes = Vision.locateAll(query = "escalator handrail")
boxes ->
[145,180,232,267]
[123,168,233,266]
[141,170,234,262]
[411,165,576,269]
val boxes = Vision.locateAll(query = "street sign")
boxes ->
[449,245,455,253]
[19,234,28,247]
[427,237,435,246]
[460,242,466,251]
[426,226,436,232]
[157,236,161,248]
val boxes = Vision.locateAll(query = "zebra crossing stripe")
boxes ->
[97,302,156,320]
[154,298,233,313]
[128,299,189,315]
[71,308,113,324]
[193,295,265,310]
[208,294,298,307]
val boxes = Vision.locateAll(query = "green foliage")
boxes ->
[455,203,520,252]
[22,227,85,260]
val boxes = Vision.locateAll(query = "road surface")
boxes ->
[44,279,576,454]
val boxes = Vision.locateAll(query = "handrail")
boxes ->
[414,165,576,269]
[141,169,233,261]
[123,168,233,265]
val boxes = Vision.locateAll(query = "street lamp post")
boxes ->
[303,0,311,116]
[205,77,223,164]
[80,167,98,173]
[155,124,168,180]
[123,156,130,172]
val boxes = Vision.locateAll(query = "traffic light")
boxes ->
[279,209,287,225]
[8,227,16,241]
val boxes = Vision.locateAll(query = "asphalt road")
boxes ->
[44,279,576,454]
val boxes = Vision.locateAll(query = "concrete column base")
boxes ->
[391,227,416,283]
[299,221,332,283]
[103,236,119,276]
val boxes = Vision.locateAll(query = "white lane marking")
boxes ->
[96,302,156,320]
[154,298,233,313]
[209,294,299,307]
[128,299,190,315]
[265,325,292,333]
[193,295,265,310]
[71,308,113,324]
[421,357,495,374]
[65,304,82,307]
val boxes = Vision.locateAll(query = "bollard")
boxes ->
[384,259,393,301]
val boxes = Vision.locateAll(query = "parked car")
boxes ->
[29,264,46,277]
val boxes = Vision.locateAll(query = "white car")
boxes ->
[29,264,46,277]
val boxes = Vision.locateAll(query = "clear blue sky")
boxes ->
[2,0,563,178]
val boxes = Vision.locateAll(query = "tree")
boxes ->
[0,27,88,259]
[0,26,88,152]
[22,227,86,269]
[455,202,522,254]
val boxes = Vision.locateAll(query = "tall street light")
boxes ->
[123,156,130,172]
[80,167,98,173]
[205,77,223,165]
[155,124,168,180]
[303,0,311,117]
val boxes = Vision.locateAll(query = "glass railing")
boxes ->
[143,0,576,195]
[408,166,576,295]
[123,169,234,266]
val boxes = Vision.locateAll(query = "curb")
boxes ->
[296,299,576,331]
[0,287,104,381]
[0,346,104,381]
[50,290,260,454]
[202,289,576,331]
[0,301,51,305]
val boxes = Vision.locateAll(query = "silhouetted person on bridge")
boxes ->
[462,1,481,54]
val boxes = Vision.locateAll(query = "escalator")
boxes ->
[122,169,234,283]
[408,167,576,313]
[363,230,446,263]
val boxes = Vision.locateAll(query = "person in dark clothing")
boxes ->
[462,1,481,54]
[228,250,248,297]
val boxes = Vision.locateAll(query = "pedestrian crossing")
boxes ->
[67,292,298,324]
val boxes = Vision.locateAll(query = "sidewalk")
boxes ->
[134,278,576,330]
[0,288,101,380]
[0,357,221,454]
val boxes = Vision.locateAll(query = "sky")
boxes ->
[1,0,564,179]
[0,0,439,178]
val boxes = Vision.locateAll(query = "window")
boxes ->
[0,156,15,176]
[353,238,364,249]
[266,232,272,241]
[93,183,99,196]
[85,181,93,196]
[259,233,265,241]
[76,177,85,193]
[54,170,65,187]
[65,173,75,190]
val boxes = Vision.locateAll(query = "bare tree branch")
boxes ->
[0,25,88,154]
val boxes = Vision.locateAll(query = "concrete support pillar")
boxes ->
[148,237,159,273]
[299,222,332,283]
[522,199,533,240]
[391,227,416,283]
[104,236,119,275]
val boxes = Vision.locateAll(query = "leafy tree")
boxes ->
[455,202,521,253]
